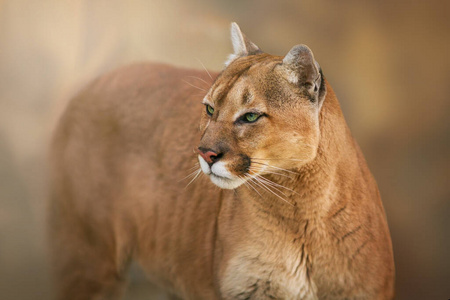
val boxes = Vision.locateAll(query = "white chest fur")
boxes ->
[220,244,318,300]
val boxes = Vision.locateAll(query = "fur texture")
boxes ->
[49,24,394,300]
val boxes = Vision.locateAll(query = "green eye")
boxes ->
[206,105,214,116]
[244,113,259,122]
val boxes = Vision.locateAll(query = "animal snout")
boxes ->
[197,148,223,165]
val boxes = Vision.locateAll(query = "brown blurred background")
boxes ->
[0,0,449,299]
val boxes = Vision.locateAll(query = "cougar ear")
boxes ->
[225,22,262,66]
[283,45,323,98]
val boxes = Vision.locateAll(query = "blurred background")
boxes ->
[0,0,449,299]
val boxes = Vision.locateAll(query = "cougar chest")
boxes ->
[219,234,318,300]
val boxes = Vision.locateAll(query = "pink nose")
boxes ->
[197,149,219,164]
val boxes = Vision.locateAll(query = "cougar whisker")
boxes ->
[186,75,211,88]
[184,169,202,189]
[249,166,291,178]
[251,161,300,175]
[182,79,207,92]
[249,175,294,207]
[195,58,213,81]
[254,174,299,195]
[252,158,306,162]
[252,174,288,197]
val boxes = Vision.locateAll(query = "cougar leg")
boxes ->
[49,204,129,300]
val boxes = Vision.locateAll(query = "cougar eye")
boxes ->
[244,113,259,123]
[206,104,214,116]
[236,111,265,124]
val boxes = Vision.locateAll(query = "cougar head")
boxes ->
[197,23,326,189]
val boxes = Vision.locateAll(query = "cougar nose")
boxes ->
[197,148,222,165]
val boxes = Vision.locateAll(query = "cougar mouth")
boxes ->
[209,173,244,190]
[198,156,246,189]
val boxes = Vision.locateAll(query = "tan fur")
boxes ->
[49,26,394,300]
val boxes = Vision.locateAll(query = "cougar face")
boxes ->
[197,51,324,190]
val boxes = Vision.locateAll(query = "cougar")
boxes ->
[49,23,395,299]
